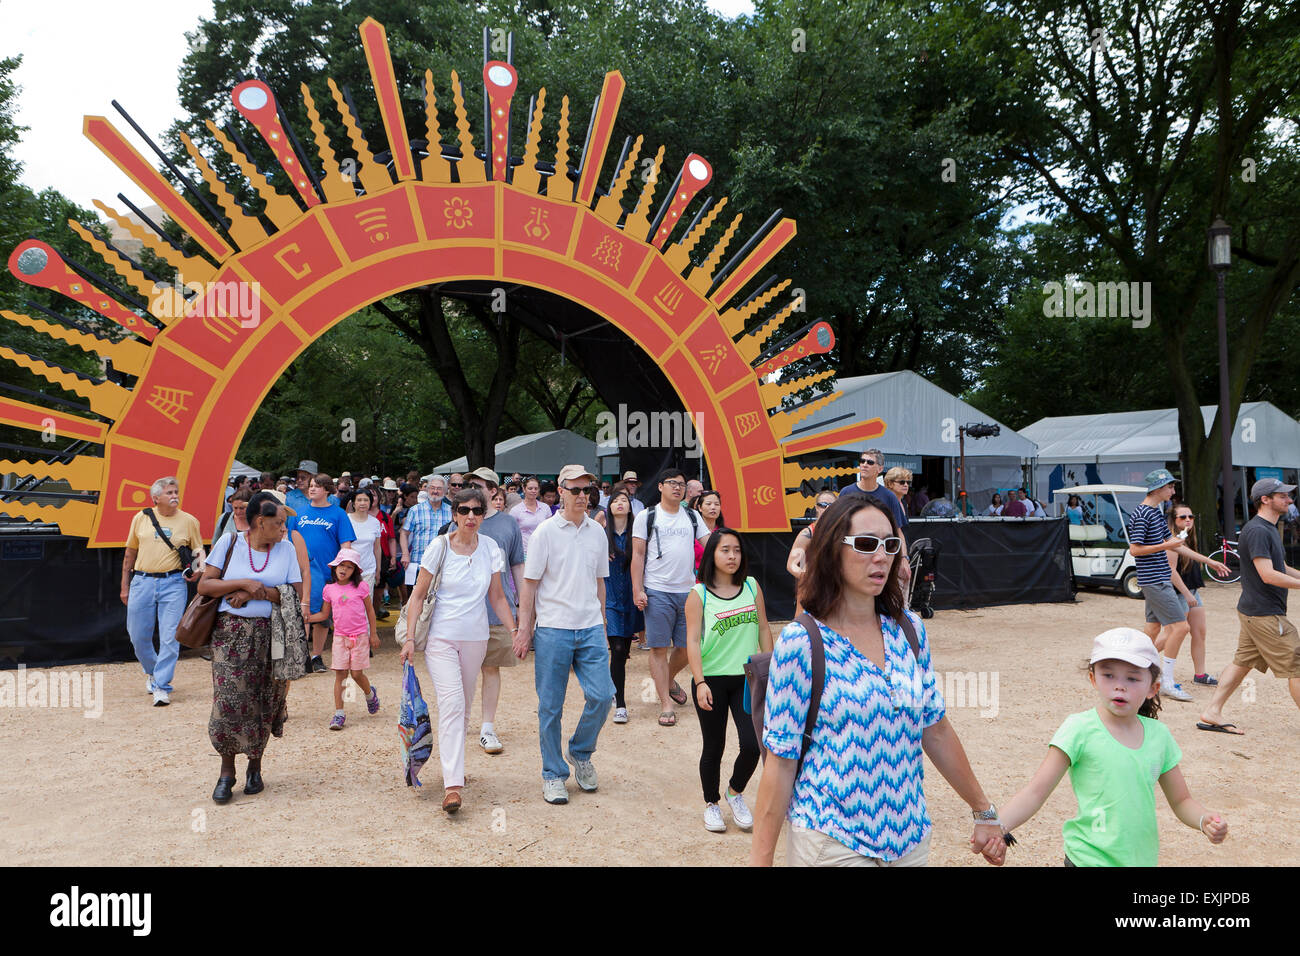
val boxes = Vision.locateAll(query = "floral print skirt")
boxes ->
[209,612,288,758]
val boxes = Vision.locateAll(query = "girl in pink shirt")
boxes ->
[309,548,379,729]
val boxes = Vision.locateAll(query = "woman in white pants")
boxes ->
[401,487,517,813]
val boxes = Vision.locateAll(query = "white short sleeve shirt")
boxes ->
[632,505,711,593]
[423,534,505,642]
[523,512,609,629]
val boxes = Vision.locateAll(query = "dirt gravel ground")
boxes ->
[2,585,1296,866]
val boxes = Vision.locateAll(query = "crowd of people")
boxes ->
[115,450,1300,867]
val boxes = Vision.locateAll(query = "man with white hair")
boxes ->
[120,477,204,706]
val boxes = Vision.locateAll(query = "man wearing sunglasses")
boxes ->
[840,448,911,582]
[514,464,615,804]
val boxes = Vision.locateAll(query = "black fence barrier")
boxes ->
[907,517,1074,610]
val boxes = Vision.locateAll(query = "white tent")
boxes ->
[228,459,262,479]
[434,429,597,477]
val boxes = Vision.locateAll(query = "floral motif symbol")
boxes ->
[444,197,473,230]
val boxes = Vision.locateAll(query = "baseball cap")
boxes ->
[358,477,372,488]
[1090,628,1161,671]
[469,466,500,487]
[557,464,597,485]
[621,470,639,482]
[329,548,365,568]
[1143,468,1177,492]
[296,459,319,474]
[382,478,400,491]
[1251,477,1296,501]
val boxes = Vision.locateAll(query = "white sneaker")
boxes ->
[152,689,171,706]
[479,730,503,754]
[542,778,569,804]
[1164,681,1193,702]
[567,751,597,792]
[145,677,156,696]
[613,707,629,724]
[725,790,753,831]
[703,803,727,832]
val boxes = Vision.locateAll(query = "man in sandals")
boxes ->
[1198,478,1300,735]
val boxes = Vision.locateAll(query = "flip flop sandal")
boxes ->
[658,711,677,726]
[1196,722,1244,735]
[669,681,688,705]
[442,791,462,813]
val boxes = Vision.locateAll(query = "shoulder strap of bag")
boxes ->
[424,535,450,606]
[794,612,826,770]
[895,610,921,662]
[143,508,178,552]
[214,532,237,578]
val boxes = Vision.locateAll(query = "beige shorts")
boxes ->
[482,625,518,668]
[786,822,930,867]
[1234,612,1300,678]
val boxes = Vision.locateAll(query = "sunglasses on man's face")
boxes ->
[815,501,831,509]
[564,484,594,495]
[456,505,485,516]
[860,458,878,467]
[449,482,463,488]
[841,534,903,555]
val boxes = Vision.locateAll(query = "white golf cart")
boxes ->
[1052,484,1148,599]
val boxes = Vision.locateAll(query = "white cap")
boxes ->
[1090,628,1161,671]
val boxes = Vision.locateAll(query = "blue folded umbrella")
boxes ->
[398,661,433,787]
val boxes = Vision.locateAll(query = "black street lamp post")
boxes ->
[1208,217,1234,536]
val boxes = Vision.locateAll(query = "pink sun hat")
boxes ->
[329,548,365,568]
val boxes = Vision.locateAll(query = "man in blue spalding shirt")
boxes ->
[288,472,353,673]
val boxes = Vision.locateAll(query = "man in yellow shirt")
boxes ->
[120,477,204,706]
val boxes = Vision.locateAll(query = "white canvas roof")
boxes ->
[434,429,597,476]
[1022,402,1300,468]
[228,459,262,479]
[786,370,1038,459]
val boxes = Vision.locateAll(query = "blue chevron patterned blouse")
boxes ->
[763,612,945,861]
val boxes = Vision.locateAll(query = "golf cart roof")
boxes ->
[1052,484,1148,495]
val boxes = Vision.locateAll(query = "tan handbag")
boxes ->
[393,535,449,652]
[175,532,236,649]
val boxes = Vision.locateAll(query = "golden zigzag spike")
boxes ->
[594,135,643,224]
[769,391,842,440]
[65,220,153,300]
[447,71,485,184]
[420,71,453,184]
[688,211,742,293]
[781,461,859,488]
[0,308,148,377]
[513,87,546,193]
[759,369,837,409]
[0,457,103,491]
[665,196,727,274]
[206,120,301,229]
[178,132,268,249]
[302,84,355,202]
[552,95,571,198]
[719,276,790,337]
[622,144,664,240]
[325,78,390,195]
[0,345,130,419]
[0,499,96,537]
[783,490,823,521]
[737,300,798,364]
[91,200,216,285]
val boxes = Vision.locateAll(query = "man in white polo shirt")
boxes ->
[514,464,615,805]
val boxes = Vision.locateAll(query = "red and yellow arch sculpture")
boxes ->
[1,18,884,546]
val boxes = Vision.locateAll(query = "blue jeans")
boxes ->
[533,625,615,780]
[126,572,188,693]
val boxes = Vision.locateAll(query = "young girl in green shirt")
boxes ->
[685,529,772,834]
[994,628,1228,865]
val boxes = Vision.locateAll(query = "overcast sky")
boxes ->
[4,0,756,212]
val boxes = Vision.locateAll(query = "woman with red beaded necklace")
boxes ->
[198,492,305,805]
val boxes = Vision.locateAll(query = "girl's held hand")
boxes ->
[695,681,713,711]
[369,633,380,648]
[1201,814,1228,844]
[399,639,414,664]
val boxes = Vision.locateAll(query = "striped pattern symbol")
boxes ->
[1127,504,1173,585]
[763,612,946,861]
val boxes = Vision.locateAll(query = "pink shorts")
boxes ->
[331,632,371,671]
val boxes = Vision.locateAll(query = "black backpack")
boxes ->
[644,504,701,560]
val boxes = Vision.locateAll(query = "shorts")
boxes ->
[1233,612,1300,678]
[482,625,518,668]
[1142,580,1186,626]
[644,588,689,649]
[331,632,371,671]
[787,822,930,867]
[1177,589,1204,615]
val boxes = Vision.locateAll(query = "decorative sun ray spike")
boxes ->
[447,70,485,184]
[687,211,742,293]
[178,133,269,250]
[720,276,790,337]
[65,220,154,301]
[232,80,320,207]
[325,78,390,194]
[0,345,130,419]
[552,95,572,196]
[482,60,518,182]
[709,216,797,307]
[301,84,355,202]
[594,135,643,224]
[82,116,232,262]
[758,368,837,409]
[622,144,664,240]
[768,390,841,440]
[753,321,836,379]
[360,17,416,182]
[0,498,98,535]
[420,71,453,184]
[782,418,887,458]
[0,395,107,443]
[0,308,148,377]
[650,154,711,250]
[574,72,625,206]
[513,88,546,193]
[0,456,103,491]
[736,299,799,364]
[665,196,727,274]
[92,199,215,285]
[782,490,820,520]
[7,241,155,342]
[205,120,301,230]
[780,461,860,488]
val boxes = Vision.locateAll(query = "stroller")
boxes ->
[906,537,940,619]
